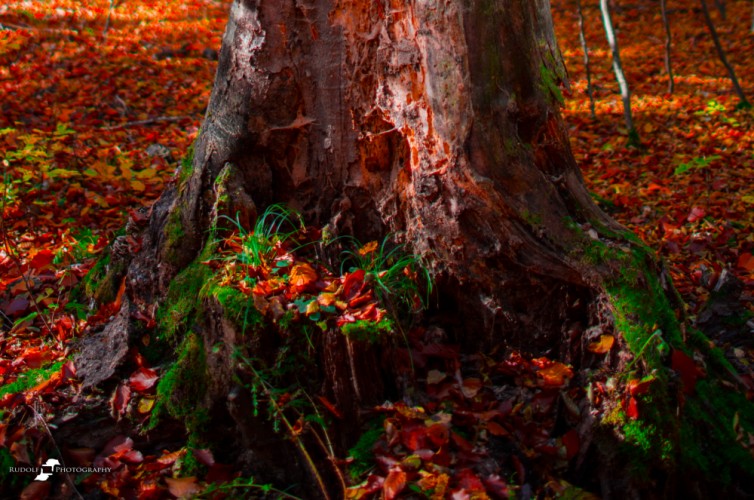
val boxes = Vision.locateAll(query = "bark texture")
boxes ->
[89,0,754,498]
[142,0,624,349]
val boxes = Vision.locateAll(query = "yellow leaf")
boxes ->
[130,179,146,191]
[138,397,155,414]
[588,335,615,354]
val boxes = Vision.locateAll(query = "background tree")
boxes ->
[75,0,754,497]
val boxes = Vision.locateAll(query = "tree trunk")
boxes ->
[599,0,639,145]
[80,0,754,497]
[576,0,597,118]
[660,0,675,94]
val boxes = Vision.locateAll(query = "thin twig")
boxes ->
[100,115,195,130]
[699,0,750,106]
[660,0,675,94]
[575,0,596,118]
[28,402,85,500]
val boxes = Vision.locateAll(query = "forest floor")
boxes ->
[1,0,753,498]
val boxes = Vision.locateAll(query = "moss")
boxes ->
[0,447,26,490]
[75,251,128,306]
[178,142,195,186]
[678,379,754,484]
[156,261,212,342]
[598,242,754,485]
[0,361,63,399]
[201,284,263,334]
[540,63,565,105]
[163,207,187,265]
[521,209,543,228]
[347,423,384,482]
[149,332,207,429]
[339,319,394,342]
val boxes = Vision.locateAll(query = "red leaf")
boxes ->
[627,378,653,396]
[687,206,705,223]
[561,429,580,460]
[342,269,365,300]
[456,468,485,491]
[28,249,54,271]
[382,467,407,500]
[626,396,639,419]
[671,349,704,394]
[129,367,158,392]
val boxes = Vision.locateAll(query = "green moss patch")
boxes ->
[150,333,208,428]
[156,261,212,343]
[0,361,63,399]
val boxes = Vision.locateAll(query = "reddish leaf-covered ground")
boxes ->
[1,0,753,498]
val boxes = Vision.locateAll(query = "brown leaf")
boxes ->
[111,383,131,419]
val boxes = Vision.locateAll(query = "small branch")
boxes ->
[714,0,726,19]
[660,0,675,94]
[100,115,195,130]
[28,402,85,500]
[576,0,596,118]
[103,0,115,38]
[699,0,750,106]
[599,0,639,145]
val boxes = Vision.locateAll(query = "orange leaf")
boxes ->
[357,241,378,256]
[588,335,615,354]
[383,467,407,500]
[737,253,754,273]
[537,362,573,388]
[486,421,508,437]
[289,262,318,288]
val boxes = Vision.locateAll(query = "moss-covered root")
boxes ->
[602,245,754,495]
[77,247,128,306]
[149,333,208,427]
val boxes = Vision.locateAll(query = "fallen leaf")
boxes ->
[382,467,407,500]
[165,477,201,498]
[537,362,574,388]
[588,335,615,354]
[671,349,704,394]
[289,262,318,288]
[129,366,158,391]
